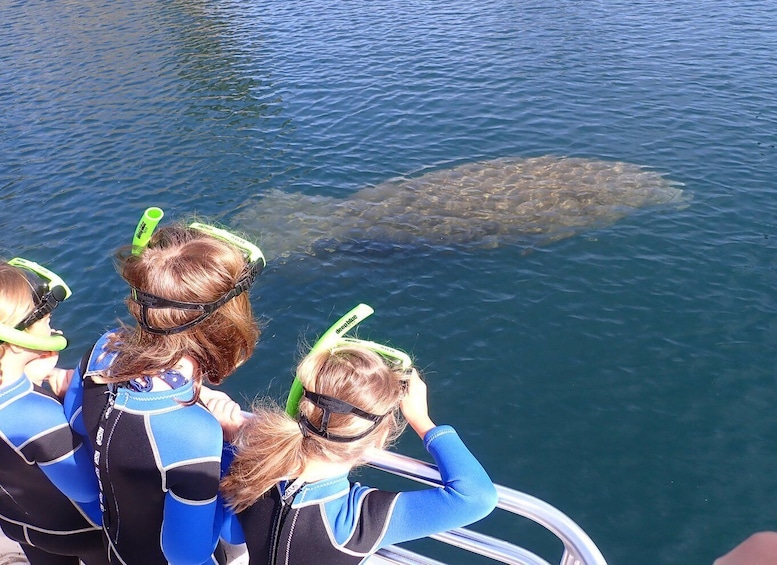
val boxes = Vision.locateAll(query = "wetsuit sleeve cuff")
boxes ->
[422,424,457,451]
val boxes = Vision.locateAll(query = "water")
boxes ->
[2,1,777,563]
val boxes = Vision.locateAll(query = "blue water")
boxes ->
[2,1,777,563]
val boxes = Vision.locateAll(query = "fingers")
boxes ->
[201,389,247,442]
[400,369,435,438]
[48,368,74,398]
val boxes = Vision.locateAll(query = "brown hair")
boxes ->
[221,345,408,512]
[0,262,36,384]
[96,225,260,402]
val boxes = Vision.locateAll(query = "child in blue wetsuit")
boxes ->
[220,338,498,564]
[0,259,107,565]
[64,220,263,565]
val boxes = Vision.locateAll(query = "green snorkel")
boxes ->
[285,303,375,417]
[131,207,165,255]
[285,304,413,419]
[129,207,266,266]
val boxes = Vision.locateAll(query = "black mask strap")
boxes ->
[298,389,387,443]
[130,261,261,335]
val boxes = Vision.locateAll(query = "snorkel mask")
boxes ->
[286,304,412,442]
[0,258,72,351]
[128,207,266,335]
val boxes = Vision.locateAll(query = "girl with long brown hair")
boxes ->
[64,217,263,565]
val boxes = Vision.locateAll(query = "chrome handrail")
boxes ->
[367,449,608,565]
[236,411,606,565]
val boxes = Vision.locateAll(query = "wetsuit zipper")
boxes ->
[269,479,305,565]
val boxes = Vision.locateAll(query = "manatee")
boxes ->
[236,155,686,260]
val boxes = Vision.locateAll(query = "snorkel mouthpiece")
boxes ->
[132,207,165,255]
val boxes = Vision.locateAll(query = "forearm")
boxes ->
[380,425,497,547]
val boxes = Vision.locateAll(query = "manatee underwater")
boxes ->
[236,155,686,261]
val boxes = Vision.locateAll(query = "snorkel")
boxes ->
[0,258,72,352]
[285,304,412,418]
[131,207,164,255]
[285,304,373,417]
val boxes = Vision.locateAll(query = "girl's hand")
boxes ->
[400,369,436,439]
[200,388,246,442]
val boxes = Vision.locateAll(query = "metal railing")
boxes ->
[367,450,608,565]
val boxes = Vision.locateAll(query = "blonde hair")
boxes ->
[0,262,36,384]
[222,345,409,512]
[97,225,260,402]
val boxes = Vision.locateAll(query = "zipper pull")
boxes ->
[282,478,306,504]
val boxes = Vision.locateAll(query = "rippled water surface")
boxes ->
[2,1,777,563]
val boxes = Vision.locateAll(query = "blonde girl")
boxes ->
[220,336,497,565]
[0,259,106,565]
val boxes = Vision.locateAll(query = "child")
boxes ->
[0,258,106,565]
[220,332,498,564]
[65,219,263,565]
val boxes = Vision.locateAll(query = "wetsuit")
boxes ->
[0,374,107,565]
[220,425,497,565]
[64,332,225,565]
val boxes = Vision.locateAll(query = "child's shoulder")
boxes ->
[148,403,223,457]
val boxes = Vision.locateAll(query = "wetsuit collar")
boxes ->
[112,378,195,412]
[282,474,351,508]
[0,373,32,406]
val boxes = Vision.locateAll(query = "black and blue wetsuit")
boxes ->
[220,425,497,565]
[64,332,226,565]
[0,374,107,565]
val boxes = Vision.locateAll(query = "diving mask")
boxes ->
[0,258,71,351]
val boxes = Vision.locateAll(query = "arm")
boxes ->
[162,486,221,565]
[219,506,246,545]
[378,371,498,548]
[12,386,102,524]
[35,429,99,503]
[216,441,247,545]
[36,444,102,526]
[158,411,224,565]
[379,426,498,547]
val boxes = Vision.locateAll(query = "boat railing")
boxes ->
[366,449,608,565]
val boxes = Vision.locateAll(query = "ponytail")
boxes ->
[221,402,308,512]
[221,346,408,512]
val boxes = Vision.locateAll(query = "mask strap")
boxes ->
[298,389,387,443]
